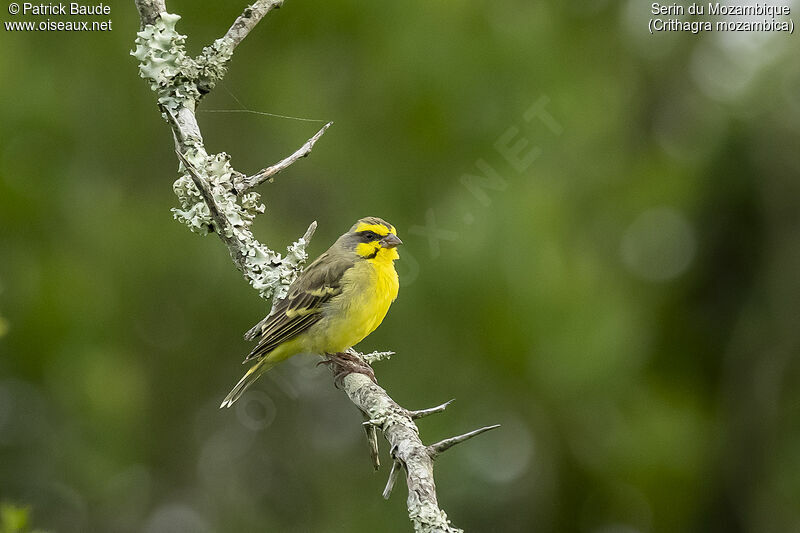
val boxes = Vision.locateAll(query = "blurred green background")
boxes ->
[2,1,800,532]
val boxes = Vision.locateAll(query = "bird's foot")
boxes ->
[318,351,378,387]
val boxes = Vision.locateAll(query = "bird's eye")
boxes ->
[363,231,376,241]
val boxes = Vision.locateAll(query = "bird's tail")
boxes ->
[220,358,276,408]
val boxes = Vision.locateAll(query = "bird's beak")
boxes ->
[379,234,403,248]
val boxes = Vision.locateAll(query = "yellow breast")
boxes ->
[322,248,399,353]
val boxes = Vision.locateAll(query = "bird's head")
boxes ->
[338,216,402,262]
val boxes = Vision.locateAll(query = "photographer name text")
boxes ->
[16,2,108,15]
[5,2,112,32]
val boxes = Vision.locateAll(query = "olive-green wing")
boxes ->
[243,251,354,362]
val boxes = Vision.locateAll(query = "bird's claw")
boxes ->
[319,351,378,387]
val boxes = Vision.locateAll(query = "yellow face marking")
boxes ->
[355,223,394,236]
[356,242,380,258]
[354,222,400,258]
[356,243,400,261]
[368,247,400,264]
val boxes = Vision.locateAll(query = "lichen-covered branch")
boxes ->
[131,2,316,300]
[132,2,498,532]
[319,351,499,533]
[329,358,498,533]
[340,370,459,532]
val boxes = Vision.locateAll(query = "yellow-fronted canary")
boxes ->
[220,217,402,408]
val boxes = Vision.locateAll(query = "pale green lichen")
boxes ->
[361,350,395,364]
[172,148,309,300]
[410,507,460,533]
[131,11,236,103]
[195,38,235,92]
[132,11,312,301]
[173,149,265,235]
[245,232,310,301]
[131,12,200,115]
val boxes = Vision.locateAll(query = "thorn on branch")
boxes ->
[363,421,381,471]
[428,425,501,459]
[408,399,455,420]
[302,220,318,243]
[241,122,333,191]
[382,459,403,500]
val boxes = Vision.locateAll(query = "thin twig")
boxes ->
[240,122,333,191]
[428,425,502,458]
[219,0,284,56]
